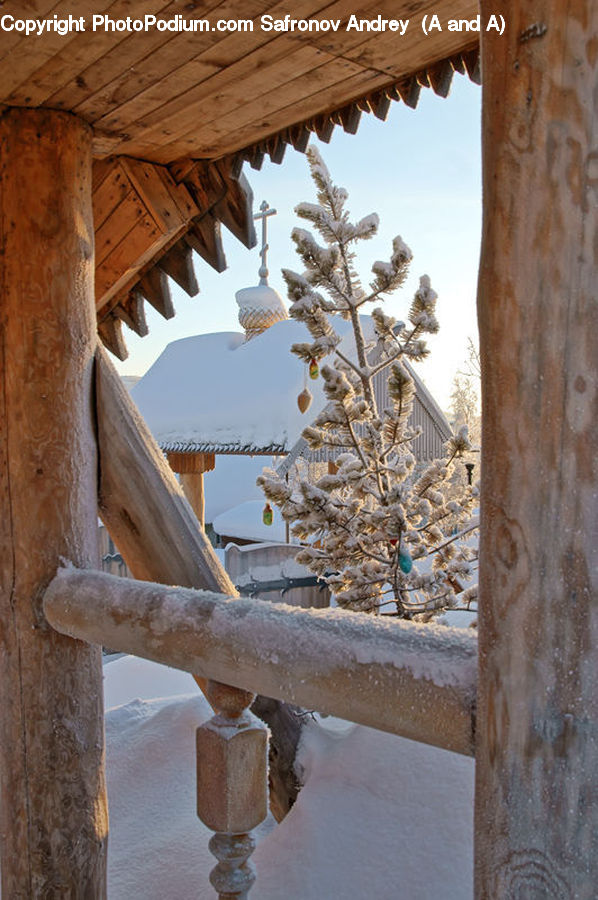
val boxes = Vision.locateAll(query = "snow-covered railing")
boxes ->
[44,567,477,756]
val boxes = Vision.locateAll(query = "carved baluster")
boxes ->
[197,681,268,899]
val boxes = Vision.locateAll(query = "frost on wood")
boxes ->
[44,567,476,755]
[258,147,479,616]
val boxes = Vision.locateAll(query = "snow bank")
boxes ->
[104,656,473,899]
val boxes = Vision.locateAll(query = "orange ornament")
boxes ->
[297,387,313,413]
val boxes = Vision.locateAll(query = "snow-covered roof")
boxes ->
[132,321,329,455]
[133,314,451,461]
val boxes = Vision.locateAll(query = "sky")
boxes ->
[115,74,482,411]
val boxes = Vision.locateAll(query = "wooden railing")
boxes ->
[40,347,478,898]
[44,565,476,897]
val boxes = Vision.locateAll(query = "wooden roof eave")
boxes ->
[94,46,481,360]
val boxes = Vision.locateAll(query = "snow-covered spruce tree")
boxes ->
[258,148,478,617]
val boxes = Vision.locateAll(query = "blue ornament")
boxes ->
[399,549,412,574]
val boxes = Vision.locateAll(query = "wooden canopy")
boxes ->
[0,0,480,359]
[0,0,479,164]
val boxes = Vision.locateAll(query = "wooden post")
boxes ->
[0,109,107,896]
[166,451,216,528]
[197,681,268,899]
[476,3,598,896]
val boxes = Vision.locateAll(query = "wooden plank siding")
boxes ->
[0,0,479,165]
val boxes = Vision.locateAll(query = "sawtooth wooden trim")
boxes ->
[44,567,478,757]
[235,46,480,171]
[95,153,255,357]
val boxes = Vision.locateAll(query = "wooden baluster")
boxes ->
[197,681,268,899]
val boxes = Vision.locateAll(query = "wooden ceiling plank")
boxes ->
[122,158,198,231]
[72,0,274,123]
[91,0,391,132]
[95,214,164,310]
[347,34,477,83]
[2,0,171,107]
[92,164,130,230]
[0,0,59,62]
[0,0,104,97]
[158,243,199,297]
[136,52,370,162]
[101,38,338,158]
[185,216,227,273]
[90,0,348,136]
[183,68,392,159]
[92,158,117,193]
[95,188,145,267]
[138,268,174,320]
[44,0,200,111]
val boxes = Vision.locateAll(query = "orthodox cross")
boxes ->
[254,200,277,285]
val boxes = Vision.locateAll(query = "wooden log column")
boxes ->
[476,3,598,896]
[0,109,107,896]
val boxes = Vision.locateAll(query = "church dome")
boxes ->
[235,283,287,339]
[236,199,288,339]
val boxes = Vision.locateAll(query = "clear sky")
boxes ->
[115,74,482,411]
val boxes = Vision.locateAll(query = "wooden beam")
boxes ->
[475,2,598,895]
[94,346,235,596]
[158,242,199,297]
[138,267,174,320]
[0,108,107,897]
[44,567,478,757]
[97,312,128,361]
[185,215,227,274]
[113,289,149,338]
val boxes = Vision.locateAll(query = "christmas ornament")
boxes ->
[297,387,313,413]
[262,503,273,526]
[399,549,412,574]
[309,357,319,380]
[389,538,398,547]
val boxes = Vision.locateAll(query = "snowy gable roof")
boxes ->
[133,314,451,460]
[132,320,329,455]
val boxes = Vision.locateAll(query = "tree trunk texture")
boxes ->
[0,109,107,897]
[250,696,303,822]
[476,3,598,897]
